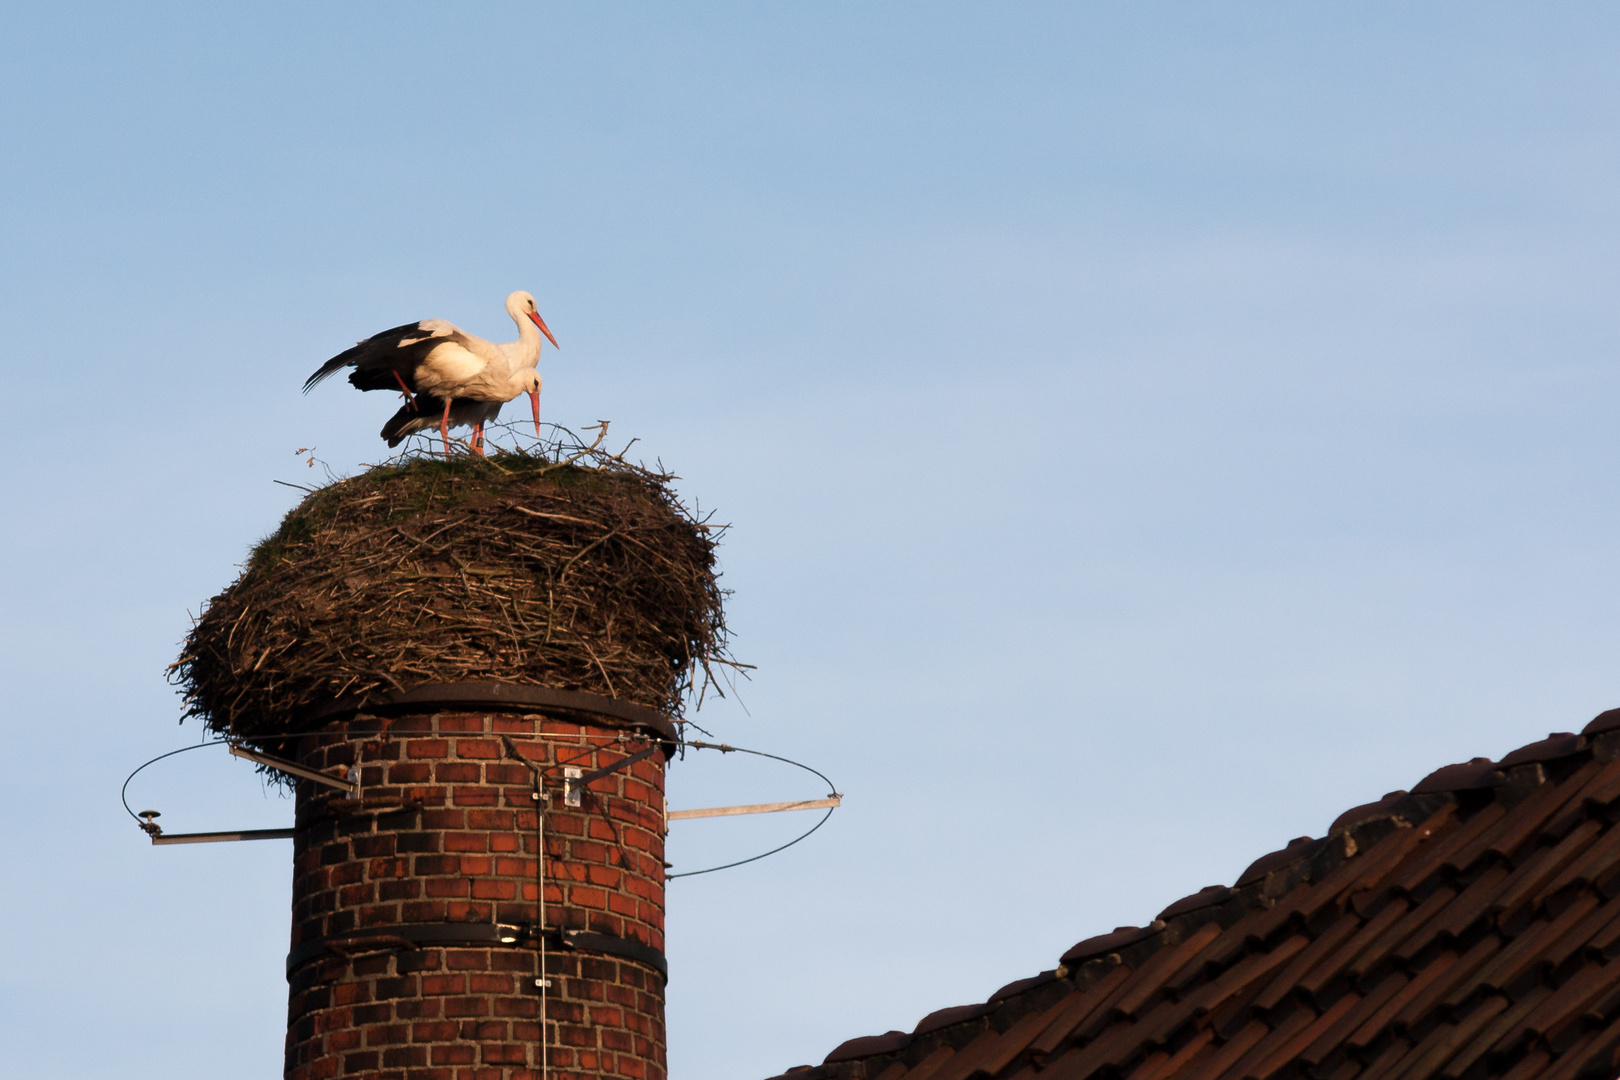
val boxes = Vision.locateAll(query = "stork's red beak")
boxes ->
[528,310,559,350]
[529,387,542,437]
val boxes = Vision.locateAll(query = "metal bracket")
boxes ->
[228,744,359,795]
[150,827,295,845]
[562,768,583,808]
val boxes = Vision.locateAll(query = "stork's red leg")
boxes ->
[391,370,417,409]
[440,398,453,459]
[471,421,485,456]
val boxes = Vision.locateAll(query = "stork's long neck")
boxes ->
[504,309,543,370]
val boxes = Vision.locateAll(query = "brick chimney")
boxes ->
[284,686,674,1080]
[168,455,726,1080]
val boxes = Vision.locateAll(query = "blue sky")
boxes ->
[5,4,1620,1078]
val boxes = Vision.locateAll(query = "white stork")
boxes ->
[304,290,559,456]
[381,396,502,454]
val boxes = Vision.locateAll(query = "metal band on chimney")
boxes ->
[286,922,669,981]
[299,680,679,755]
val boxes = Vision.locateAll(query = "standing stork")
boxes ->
[381,395,502,454]
[304,290,559,456]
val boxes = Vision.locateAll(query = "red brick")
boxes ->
[411,1021,458,1042]
[379,879,421,901]
[420,809,465,830]
[481,1043,528,1064]
[467,809,514,830]
[424,878,469,899]
[445,950,492,971]
[421,974,465,996]
[388,762,432,783]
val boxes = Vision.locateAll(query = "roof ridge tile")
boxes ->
[1235,837,1319,889]
[824,1031,910,1064]
[987,970,1058,1005]
[1499,733,1587,769]
[1158,886,1233,923]
[1413,758,1499,795]
[1061,923,1165,967]
[1582,708,1620,737]
[913,1004,990,1037]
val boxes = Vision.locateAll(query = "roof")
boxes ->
[767,710,1620,1080]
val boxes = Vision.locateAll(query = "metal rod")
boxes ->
[229,744,358,794]
[572,744,659,789]
[667,795,842,821]
[151,828,296,845]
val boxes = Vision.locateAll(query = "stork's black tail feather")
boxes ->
[381,394,440,447]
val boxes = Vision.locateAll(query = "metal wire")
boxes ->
[120,739,231,824]
[665,740,841,879]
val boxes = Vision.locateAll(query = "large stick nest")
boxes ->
[170,440,730,744]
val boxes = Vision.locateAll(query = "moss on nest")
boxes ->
[170,446,730,744]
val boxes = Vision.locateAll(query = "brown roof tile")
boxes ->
[777,719,1620,1080]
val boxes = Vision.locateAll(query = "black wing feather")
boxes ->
[303,321,454,395]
